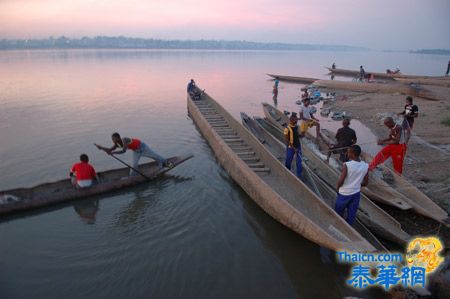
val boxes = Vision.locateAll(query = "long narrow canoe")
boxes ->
[321,128,450,227]
[326,67,450,81]
[267,73,317,84]
[261,103,410,245]
[188,89,375,252]
[241,113,387,251]
[393,77,450,87]
[266,73,440,101]
[262,102,413,210]
[0,155,193,216]
[263,103,450,227]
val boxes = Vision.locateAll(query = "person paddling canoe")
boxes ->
[95,133,173,175]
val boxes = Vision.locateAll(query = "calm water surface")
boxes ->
[0,50,447,298]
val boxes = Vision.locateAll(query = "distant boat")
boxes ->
[326,67,450,80]
[267,73,441,101]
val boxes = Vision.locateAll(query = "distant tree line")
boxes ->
[409,49,450,55]
[0,36,368,51]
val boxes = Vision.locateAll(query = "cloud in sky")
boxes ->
[0,0,449,49]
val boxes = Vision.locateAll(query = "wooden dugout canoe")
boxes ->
[241,113,387,251]
[393,77,450,87]
[267,73,317,84]
[262,102,412,210]
[326,67,450,81]
[266,73,441,101]
[0,155,193,216]
[321,128,450,227]
[261,103,410,245]
[187,89,375,252]
[313,79,440,101]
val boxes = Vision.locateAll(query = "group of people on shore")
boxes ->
[283,95,418,225]
[70,133,173,189]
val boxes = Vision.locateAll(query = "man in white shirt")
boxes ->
[335,144,369,225]
[299,98,321,141]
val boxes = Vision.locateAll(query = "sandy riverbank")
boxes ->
[321,84,450,247]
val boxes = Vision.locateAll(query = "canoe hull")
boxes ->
[0,155,193,216]
[188,90,375,252]
[261,102,411,245]
[327,67,450,81]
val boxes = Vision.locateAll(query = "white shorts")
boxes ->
[77,179,93,188]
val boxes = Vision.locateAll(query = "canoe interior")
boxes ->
[242,113,387,251]
[321,128,450,226]
[260,102,411,245]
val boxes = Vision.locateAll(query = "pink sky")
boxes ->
[1,0,449,49]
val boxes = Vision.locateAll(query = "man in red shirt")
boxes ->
[369,117,407,175]
[70,154,99,188]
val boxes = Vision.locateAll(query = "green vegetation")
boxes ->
[441,117,450,126]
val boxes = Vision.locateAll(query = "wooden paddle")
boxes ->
[94,143,152,180]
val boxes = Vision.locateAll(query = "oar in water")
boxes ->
[93,143,152,180]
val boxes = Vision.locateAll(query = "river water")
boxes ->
[0,49,447,298]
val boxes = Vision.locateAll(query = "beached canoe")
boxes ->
[313,79,440,101]
[262,102,413,209]
[241,113,387,251]
[0,155,193,216]
[320,128,450,227]
[266,73,440,101]
[267,73,317,84]
[261,103,411,245]
[187,89,375,252]
[326,67,450,81]
[393,77,450,87]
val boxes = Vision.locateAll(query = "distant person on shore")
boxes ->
[274,77,280,88]
[397,96,418,144]
[335,145,369,225]
[95,133,173,175]
[369,117,407,175]
[327,118,357,163]
[70,154,99,189]
[446,60,450,76]
[359,66,366,81]
[332,63,336,69]
[284,112,302,177]
[299,98,321,141]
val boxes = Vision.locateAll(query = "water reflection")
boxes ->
[74,199,99,224]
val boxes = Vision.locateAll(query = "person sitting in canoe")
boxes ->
[70,154,99,189]
[95,133,174,175]
[326,118,357,163]
[283,112,302,177]
[331,63,336,69]
[335,145,369,225]
[187,79,202,100]
[299,98,321,141]
[369,117,407,175]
